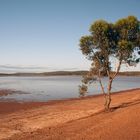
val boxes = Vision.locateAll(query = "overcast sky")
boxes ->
[0,0,140,73]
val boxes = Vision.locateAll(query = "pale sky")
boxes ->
[0,0,140,73]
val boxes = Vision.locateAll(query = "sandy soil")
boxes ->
[0,88,140,140]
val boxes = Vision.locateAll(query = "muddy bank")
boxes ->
[0,89,17,97]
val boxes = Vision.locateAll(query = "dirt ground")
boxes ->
[0,88,140,140]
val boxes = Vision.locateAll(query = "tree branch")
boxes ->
[112,59,122,80]
[98,70,106,97]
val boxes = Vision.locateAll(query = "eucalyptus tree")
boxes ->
[79,16,140,110]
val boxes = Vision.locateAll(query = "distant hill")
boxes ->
[111,71,140,76]
[0,71,140,77]
[0,71,88,77]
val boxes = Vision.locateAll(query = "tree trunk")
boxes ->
[105,94,111,110]
[104,79,112,110]
[98,70,106,96]
[104,59,122,111]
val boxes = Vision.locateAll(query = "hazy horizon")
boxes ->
[0,0,140,73]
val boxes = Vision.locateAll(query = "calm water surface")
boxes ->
[0,76,139,102]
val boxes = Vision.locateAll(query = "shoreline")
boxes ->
[0,88,140,115]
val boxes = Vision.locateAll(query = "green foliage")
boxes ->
[116,16,139,41]
[115,16,140,63]
[79,36,93,56]
[80,15,140,70]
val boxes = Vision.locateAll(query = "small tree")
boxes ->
[79,16,140,110]
[79,84,87,97]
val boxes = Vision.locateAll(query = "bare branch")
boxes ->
[112,59,122,80]
[98,70,106,96]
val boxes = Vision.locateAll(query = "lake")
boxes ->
[0,76,139,102]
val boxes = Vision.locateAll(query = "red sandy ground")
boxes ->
[0,88,140,140]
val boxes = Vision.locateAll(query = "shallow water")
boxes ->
[0,76,139,101]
